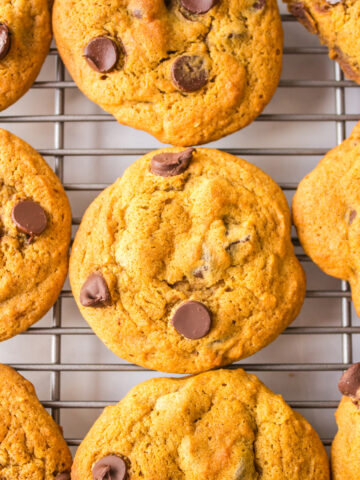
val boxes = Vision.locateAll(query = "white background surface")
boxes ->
[1,0,359,459]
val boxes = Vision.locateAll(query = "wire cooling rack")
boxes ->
[1,8,360,456]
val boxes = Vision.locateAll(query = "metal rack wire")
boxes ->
[1,13,359,452]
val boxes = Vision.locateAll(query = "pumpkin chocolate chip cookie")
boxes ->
[332,363,360,480]
[293,122,360,315]
[53,0,283,146]
[72,369,329,480]
[0,129,72,341]
[70,147,305,374]
[0,0,52,111]
[284,0,360,83]
[0,363,72,480]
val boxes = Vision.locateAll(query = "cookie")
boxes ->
[0,129,72,341]
[72,368,329,480]
[0,364,72,480]
[284,0,360,83]
[293,122,360,315]
[70,147,305,374]
[53,0,283,146]
[332,363,360,480]
[0,0,52,111]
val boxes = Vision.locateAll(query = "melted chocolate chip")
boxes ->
[253,0,266,9]
[11,201,47,237]
[179,0,219,14]
[226,235,251,251]
[80,273,111,307]
[84,37,120,73]
[288,3,318,34]
[338,363,360,399]
[150,148,194,177]
[0,23,10,60]
[172,301,212,339]
[171,56,208,92]
[132,9,143,18]
[92,455,127,480]
[349,210,357,225]
[55,473,71,480]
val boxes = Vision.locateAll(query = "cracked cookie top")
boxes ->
[69,147,305,374]
[0,0,52,111]
[71,369,329,480]
[53,0,283,146]
[293,122,360,315]
[0,364,72,480]
[284,0,360,84]
[0,129,72,341]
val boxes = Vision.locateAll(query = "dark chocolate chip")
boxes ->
[193,265,208,278]
[226,235,251,251]
[84,37,120,73]
[349,210,357,225]
[172,301,212,339]
[55,473,71,480]
[288,3,318,33]
[171,55,208,92]
[11,201,47,236]
[179,0,219,13]
[92,455,127,480]
[80,273,111,307]
[338,363,360,399]
[0,23,10,60]
[253,0,266,9]
[151,148,195,177]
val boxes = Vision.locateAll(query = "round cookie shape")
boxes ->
[69,147,305,374]
[53,0,283,146]
[72,369,329,480]
[293,122,360,316]
[0,1,52,111]
[0,129,72,341]
[332,364,360,480]
[283,0,360,84]
[0,364,72,480]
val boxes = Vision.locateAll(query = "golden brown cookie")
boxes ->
[332,363,360,480]
[0,363,72,480]
[293,122,360,315]
[70,147,305,374]
[72,369,329,480]
[53,0,283,146]
[283,0,360,83]
[0,0,52,111]
[0,129,72,341]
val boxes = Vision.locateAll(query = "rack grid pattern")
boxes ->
[2,13,360,452]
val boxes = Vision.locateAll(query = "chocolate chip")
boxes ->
[11,201,47,237]
[171,56,208,92]
[179,0,219,13]
[80,273,111,307]
[253,0,265,9]
[288,3,318,34]
[172,301,212,339]
[55,473,71,480]
[226,235,251,251]
[84,37,120,73]
[151,148,195,177]
[338,363,360,399]
[193,265,208,278]
[349,210,357,225]
[132,9,143,18]
[92,455,127,480]
[0,23,10,60]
